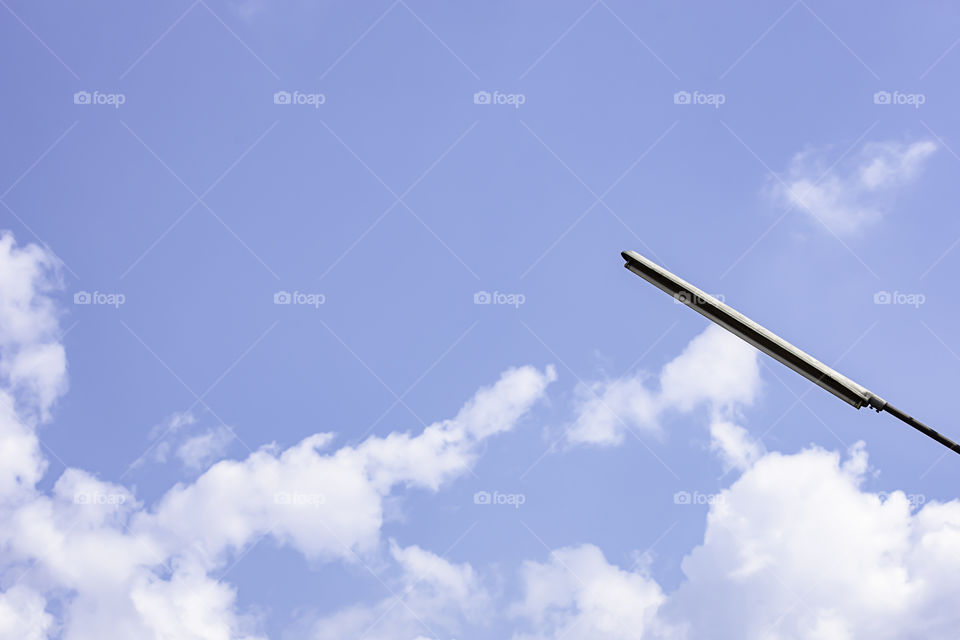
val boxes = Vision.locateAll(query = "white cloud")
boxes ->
[0,233,67,498]
[21,358,553,639]
[148,410,196,441]
[0,586,54,640]
[137,411,199,466]
[0,389,47,497]
[566,324,760,447]
[0,234,555,639]
[139,364,556,567]
[708,418,764,472]
[129,569,264,640]
[0,233,66,423]
[305,541,492,639]
[569,374,659,445]
[511,544,669,640]
[138,412,234,471]
[658,325,761,412]
[513,442,960,639]
[176,426,234,471]
[771,139,937,235]
[660,442,960,639]
[7,231,960,640]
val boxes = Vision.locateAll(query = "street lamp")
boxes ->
[622,249,960,456]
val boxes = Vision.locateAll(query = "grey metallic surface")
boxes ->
[621,250,885,410]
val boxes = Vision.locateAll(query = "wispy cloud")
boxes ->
[176,426,235,471]
[771,139,937,235]
[305,540,491,639]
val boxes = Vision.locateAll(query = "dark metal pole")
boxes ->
[880,403,960,456]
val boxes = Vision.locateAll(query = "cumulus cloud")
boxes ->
[511,544,669,640]
[0,585,53,640]
[770,139,937,235]
[513,442,960,639]
[0,233,556,639]
[664,441,960,639]
[0,389,47,498]
[566,324,760,448]
[129,569,263,640]
[1,359,553,638]
[139,363,556,567]
[0,234,66,421]
[6,231,960,640]
[0,233,67,498]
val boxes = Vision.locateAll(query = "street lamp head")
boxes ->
[620,250,884,410]
[621,249,960,456]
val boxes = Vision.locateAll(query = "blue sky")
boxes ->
[2,1,960,638]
